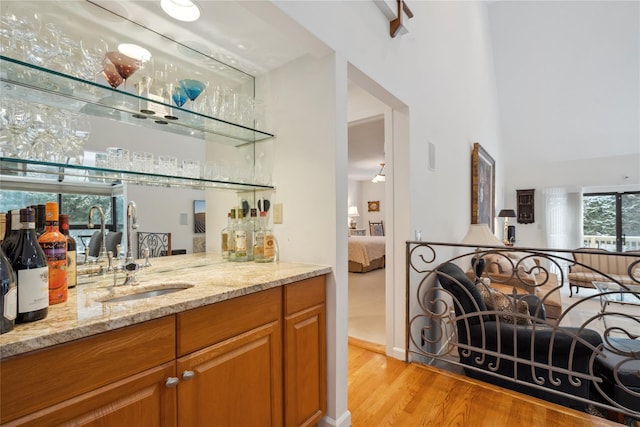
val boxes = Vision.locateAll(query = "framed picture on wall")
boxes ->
[194,200,206,233]
[471,142,495,232]
[368,201,380,212]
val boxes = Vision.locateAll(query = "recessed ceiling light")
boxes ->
[118,43,152,62]
[161,0,201,22]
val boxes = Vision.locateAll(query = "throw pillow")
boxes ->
[475,284,532,325]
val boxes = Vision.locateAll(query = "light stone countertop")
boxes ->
[0,253,332,359]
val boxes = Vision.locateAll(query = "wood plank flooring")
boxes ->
[348,339,623,427]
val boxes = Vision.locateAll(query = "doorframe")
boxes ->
[348,64,410,360]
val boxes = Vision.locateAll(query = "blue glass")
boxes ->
[172,86,188,107]
[179,79,206,101]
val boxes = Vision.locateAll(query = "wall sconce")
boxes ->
[498,209,517,246]
[371,163,386,183]
[348,206,360,229]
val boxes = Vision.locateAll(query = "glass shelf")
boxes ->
[0,56,274,146]
[0,158,274,192]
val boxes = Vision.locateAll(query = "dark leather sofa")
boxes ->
[436,262,603,410]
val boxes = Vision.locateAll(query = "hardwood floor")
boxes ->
[347,340,623,427]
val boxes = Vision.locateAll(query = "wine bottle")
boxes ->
[0,212,6,243]
[221,211,232,260]
[12,208,48,324]
[0,247,17,334]
[59,214,77,289]
[38,202,68,304]
[2,210,21,259]
[35,204,46,237]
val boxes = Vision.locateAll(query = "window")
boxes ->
[583,191,640,252]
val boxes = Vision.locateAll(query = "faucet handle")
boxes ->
[115,244,122,260]
[106,251,114,273]
[143,247,152,268]
[83,246,89,264]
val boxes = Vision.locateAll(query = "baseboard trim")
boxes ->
[319,410,352,427]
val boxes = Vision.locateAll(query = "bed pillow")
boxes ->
[475,284,532,325]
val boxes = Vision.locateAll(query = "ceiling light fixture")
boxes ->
[117,43,152,62]
[161,0,201,22]
[372,163,386,183]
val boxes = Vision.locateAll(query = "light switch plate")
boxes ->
[273,203,283,224]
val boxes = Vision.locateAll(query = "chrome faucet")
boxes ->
[125,201,138,264]
[87,205,107,261]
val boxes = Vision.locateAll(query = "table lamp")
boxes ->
[498,209,517,245]
[460,224,503,280]
[348,206,359,229]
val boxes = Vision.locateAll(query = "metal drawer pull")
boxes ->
[165,377,180,388]
[182,370,195,381]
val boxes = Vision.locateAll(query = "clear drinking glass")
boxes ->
[132,151,154,173]
[181,159,200,178]
[157,155,177,176]
[106,147,129,170]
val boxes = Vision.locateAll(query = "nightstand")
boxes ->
[349,228,366,236]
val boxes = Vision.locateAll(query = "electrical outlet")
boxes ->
[273,203,283,224]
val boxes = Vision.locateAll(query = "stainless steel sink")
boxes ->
[99,283,194,303]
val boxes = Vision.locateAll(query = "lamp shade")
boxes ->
[498,209,516,218]
[460,224,502,246]
[348,206,359,217]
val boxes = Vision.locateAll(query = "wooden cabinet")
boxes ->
[0,277,326,427]
[176,287,283,426]
[1,317,177,426]
[284,276,326,427]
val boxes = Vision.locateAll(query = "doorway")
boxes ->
[583,191,640,252]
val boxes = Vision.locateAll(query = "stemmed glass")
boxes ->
[104,51,140,91]
[80,38,108,82]
[102,56,123,89]
[172,86,188,108]
[178,79,206,109]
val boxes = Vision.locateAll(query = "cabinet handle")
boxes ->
[165,377,180,388]
[182,370,195,381]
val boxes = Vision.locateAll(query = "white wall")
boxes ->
[489,1,640,247]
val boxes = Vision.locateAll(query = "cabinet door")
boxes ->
[284,276,326,427]
[177,321,283,427]
[4,362,177,427]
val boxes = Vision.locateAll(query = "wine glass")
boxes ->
[179,79,206,108]
[105,51,140,91]
[80,38,108,82]
[101,56,123,89]
[172,86,188,108]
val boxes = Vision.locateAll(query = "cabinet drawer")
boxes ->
[177,287,282,356]
[1,316,176,424]
[284,276,326,315]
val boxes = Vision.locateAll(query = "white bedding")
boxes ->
[348,236,386,267]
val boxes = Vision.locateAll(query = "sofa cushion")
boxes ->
[476,284,532,325]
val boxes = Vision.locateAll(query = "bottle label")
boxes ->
[221,233,228,252]
[264,235,275,258]
[17,267,49,313]
[67,250,77,288]
[235,230,247,254]
[4,287,17,321]
[40,241,66,261]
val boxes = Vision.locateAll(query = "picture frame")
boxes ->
[471,142,495,232]
[368,201,380,212]
[193,200,206,233]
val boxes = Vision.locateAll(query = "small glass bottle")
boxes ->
[59,214,77,289]
[11,208,49,324]
[254,211,275,263]
[221,211,232,260]
[227,209,237,261]
[246,208,258,261]
[0,247,17,334]
[233,207,249,262]
[38,202,68,304]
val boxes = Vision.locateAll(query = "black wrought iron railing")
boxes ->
[405,242,639,419]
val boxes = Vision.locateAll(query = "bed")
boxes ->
[348,236,386,273]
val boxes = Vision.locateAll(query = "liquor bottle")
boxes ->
[2,210,21,258]
[59,214,77,289]
[35,204,46,237]
[0,213,6,243]
[233,207,250,262]
[254,211,275,263]
[11,208,48,324]
[221,211,232,260]
[227,208,237,262]
[246,208,258,261]
[0,247,17,334]
[38,202,68,304]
